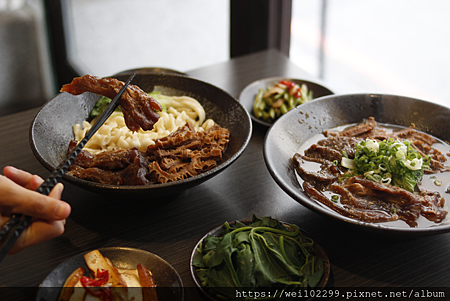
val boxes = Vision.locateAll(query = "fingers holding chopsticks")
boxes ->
[5,216,68,255]
[0,166,71,254]
[3,165,45,190]
[2,166,71,220]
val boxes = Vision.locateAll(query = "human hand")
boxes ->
[0,166,71,254]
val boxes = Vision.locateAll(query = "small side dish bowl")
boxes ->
[239,77,333,127]
[30,73,252,197]
[190,217,330,301]
[263,93,450,238]
[37,247,184,301]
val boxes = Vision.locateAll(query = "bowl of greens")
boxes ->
[190,215,330,300]
[239,77,333,127]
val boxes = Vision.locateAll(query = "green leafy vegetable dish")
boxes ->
[253,80,313,124]
[191,215,329,300]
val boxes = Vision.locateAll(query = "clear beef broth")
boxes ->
[294,121,450,228]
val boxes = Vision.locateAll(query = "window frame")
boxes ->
[44,0,292,88]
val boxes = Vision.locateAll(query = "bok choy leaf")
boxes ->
[192,215,326,300]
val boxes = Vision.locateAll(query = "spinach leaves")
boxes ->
[192,215,326,300]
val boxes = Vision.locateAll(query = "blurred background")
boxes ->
[0,0,448,116]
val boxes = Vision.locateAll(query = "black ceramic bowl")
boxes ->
[190,219,330,301]
[114,67,186,76]
[37,247,183,301]
[264,93,450,238]
[30,73,252,197]
[239,77,333,127]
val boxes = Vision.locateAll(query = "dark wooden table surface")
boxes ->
[1,50,449,300]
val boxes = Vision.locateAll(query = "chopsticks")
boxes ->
[0,73,135,263]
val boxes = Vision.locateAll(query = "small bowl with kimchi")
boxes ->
[29,73,252,197]
[264,93,450,237]
[238,77,333,127]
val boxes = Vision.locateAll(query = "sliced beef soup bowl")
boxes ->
[263,93,450,237]
[29,73,252,198]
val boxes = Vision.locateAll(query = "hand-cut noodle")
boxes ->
[73,94,215,154]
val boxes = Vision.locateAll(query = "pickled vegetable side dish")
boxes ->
[253,80,313,123]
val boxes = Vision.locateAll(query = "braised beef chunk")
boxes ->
[324,117,378,137]
[347,176,421,206]
[392,128,437,145]
[68,166,122,185]
[317,136,362,159]
[67,140,94,168]
[337,177,422,227]
[60,74,162,131]
[293,153,341,189]
[418,190,447,223]
[303,181,395,223]
[410,140,450,173]
[119,155,151,185]
[67,123,230,186]
[304,144,342,162]
[69,145,143,171]
[89,148,142,170]
[294,117,449,227]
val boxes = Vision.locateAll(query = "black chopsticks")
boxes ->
[0,73,135,263]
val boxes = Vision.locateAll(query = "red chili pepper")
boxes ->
[81,269,112,301]
[81,269,109,287]
[294,90,302,99]
[279,80,295,88]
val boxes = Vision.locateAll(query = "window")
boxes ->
[63,0,229,77]
[290,0,450,108]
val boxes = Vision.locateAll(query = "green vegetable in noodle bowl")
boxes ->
[192,215,326,300]
[90,96,121,118]
[253,80,313,123]
[90,92,168,118]
[341,138,431,192]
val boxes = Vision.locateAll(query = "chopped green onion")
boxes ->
[345,138,430,192]
[341,157,356,170]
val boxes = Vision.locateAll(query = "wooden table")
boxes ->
[1,49,449,300]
